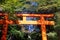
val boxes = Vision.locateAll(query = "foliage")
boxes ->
[7,25,25,40]
[0,0,59,13]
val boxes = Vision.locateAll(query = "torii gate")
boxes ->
[0,13,55,40]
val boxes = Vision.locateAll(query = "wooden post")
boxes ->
[41,17,47,40]
[1,15,8,40]
[41,24,47,40]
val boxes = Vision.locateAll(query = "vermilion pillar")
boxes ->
[41,17,47,40]
[1,15,8,40]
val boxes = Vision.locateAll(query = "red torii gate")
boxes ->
[0,13,55,40]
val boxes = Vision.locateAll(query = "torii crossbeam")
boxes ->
[0,13,55,40]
